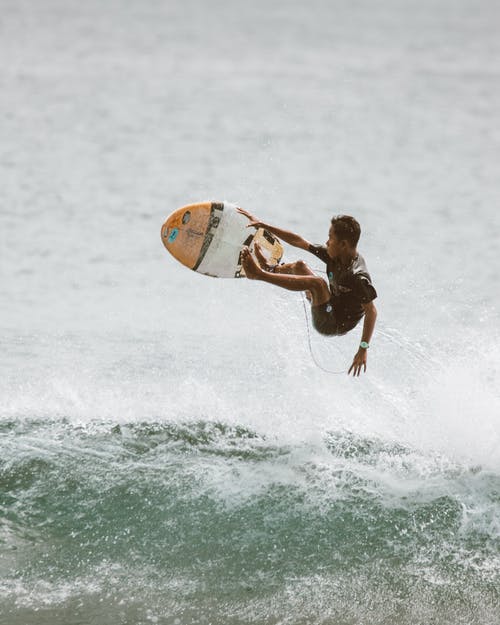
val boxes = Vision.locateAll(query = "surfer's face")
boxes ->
[326,226,343,259]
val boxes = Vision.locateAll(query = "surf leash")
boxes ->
[300,292,347,375]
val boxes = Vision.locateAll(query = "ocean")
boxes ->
[1,0,499,623]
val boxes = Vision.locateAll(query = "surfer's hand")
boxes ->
[236,207,264,229]
[348,349,367,377]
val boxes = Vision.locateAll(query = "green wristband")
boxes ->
[360,341,370,349]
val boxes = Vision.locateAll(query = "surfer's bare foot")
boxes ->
[241,247,262,280]
[254,242,274,271]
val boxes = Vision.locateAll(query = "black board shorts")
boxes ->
[311,300,359,336]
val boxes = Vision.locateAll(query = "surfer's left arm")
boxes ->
[348,301,377,376]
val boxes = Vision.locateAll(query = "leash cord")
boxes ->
[300,292,346,375]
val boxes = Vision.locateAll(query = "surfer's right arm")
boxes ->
[236,208,310,251]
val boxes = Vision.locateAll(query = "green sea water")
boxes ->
[2,417,499,624]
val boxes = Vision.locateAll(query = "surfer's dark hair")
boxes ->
[331,215,361,247]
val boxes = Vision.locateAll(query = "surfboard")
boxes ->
[160,202,283,278]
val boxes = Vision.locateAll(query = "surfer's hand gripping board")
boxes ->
[234,207,267,230]
[161,202,283,278]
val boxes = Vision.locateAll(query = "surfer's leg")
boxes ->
[252,243,312,276]
[242,247,330,306]
[252,243,314,299]
[253,243,314,276]
[274,260,315,300]
[274,260,315,276]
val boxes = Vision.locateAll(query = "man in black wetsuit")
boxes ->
[238,208,377,376]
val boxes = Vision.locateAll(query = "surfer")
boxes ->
[237,208,377,376]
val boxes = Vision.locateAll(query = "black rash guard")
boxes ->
[308,244,377,335]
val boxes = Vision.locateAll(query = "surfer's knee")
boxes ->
[294,260,314,275]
